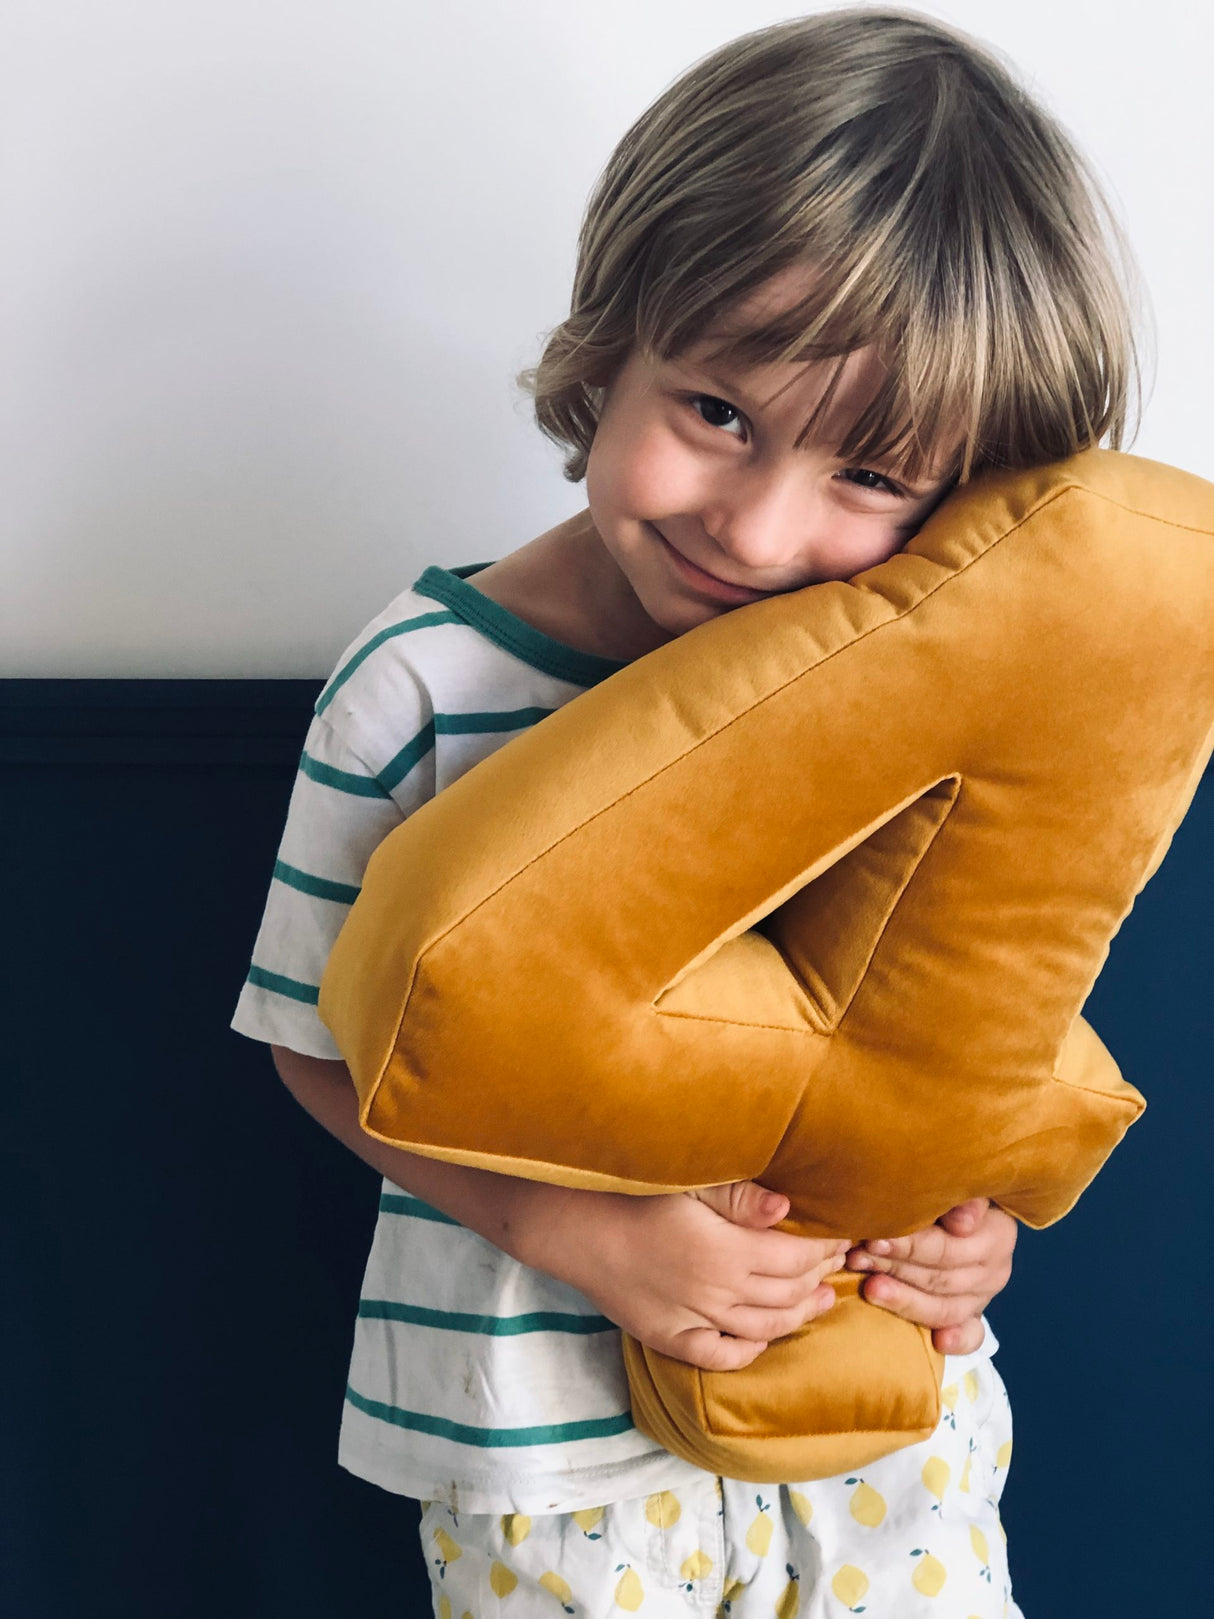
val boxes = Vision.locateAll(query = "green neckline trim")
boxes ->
[412,563,629,688]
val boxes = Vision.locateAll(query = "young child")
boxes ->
[231,9,1141,1615]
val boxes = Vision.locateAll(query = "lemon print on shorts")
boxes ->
[490,1560,518,1597]
[788,1489,814,1527]
[539,1570,576,1613]
[776,1563,801,1618]
[960,1437,977,1494]
[921,1456,950,1511]
[940,1384,959,1428]
[572,1505,605,1539]
[721,1575,745,1611]
[645,1490,681,1529]
[831,1563,870,1611]
[746,1494,774,1555]
[963,1368,981,1402]
[679,1548,714,1591]
[501,1512,532,1546]
[845,1477,887,1527]
[910,1548,948,1597]
[432,1526,462,1579]
[995,1439,1013,1471]
[438,1596,451,1619]
[613,1563,645,1610]
[970,1524,993,1582]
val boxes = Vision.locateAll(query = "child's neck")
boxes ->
[466,509,676,664]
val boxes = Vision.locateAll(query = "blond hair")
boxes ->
[516,7,1147,487]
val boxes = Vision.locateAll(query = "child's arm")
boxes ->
[273,1044,846,1372]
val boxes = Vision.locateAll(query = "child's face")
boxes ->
[584,269,958,643]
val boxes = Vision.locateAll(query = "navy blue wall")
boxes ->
[3,679,1210,1618]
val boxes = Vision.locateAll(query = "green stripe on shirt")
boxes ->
[246,965,319,1005]
[273,859,361,906]
[344,1384,635,1448]
[358,1299,616,1336]
[299,749,393,797]
[315,609,463,716]
[436,706,556,733]
[379,1192,461,1224]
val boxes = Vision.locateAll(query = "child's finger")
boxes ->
[856,1225,956,1268]
[930,1317,986,1355]
[935,1198,991,1237]
[857,1271,983,1329]
[847,1251,991,1296]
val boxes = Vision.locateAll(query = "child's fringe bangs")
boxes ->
[517,9,1147,490]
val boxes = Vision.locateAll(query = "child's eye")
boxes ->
[839,467,906,497]
[686,393,747,438]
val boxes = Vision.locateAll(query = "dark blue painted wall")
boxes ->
[3,680,1209,1618]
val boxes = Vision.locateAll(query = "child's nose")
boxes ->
[701,481,827,578]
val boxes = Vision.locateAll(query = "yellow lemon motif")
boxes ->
[788,1489,814,1527]
[996,1439,1014,1470]
[501,1513,532,1546]
[571,1505,605,1538]
[911,1551,948,1597]
[539,1570,573,1606]
[959,1454,973,1494]
[848,1481,886,1528]
[921,1456,950,1503]
[680,1549,714,1582]
[747,1489,773,1554]
[941,1383,959,1411]
[745,1506,773,1557]
[776,1570,801,1619]
[490,1560,518,1597]
[433,1527,462,1564]
[970,1525,990,1566]
[997,1517,1008,1545]
[438,1596,451,1619]
[963,1369,981,1403]
[614,1565,645,1611]
[722,1576,745,1604]
[831,1564,870,1610]
[645,1490,682,1529]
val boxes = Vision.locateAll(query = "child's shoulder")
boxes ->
[311,517,610,755]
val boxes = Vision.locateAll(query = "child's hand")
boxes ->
[523,1179,849,1373]
[844,1197,1017,1354]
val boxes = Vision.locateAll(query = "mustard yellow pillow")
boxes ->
[319,449,1214,1481]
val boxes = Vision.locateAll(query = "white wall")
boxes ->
[3,0,1210,676]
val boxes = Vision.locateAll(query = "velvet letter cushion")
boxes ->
[318,449,1214,1482]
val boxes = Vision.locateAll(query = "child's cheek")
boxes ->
[622,424,701,513]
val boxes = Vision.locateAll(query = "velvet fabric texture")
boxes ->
[318,450,1214,1481]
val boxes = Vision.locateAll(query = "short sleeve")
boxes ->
[230,706,432,1060]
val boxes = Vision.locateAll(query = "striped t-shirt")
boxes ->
[230,561,713,1514]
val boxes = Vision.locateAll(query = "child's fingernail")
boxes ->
[761,1194,785,1215]
[867,1240,891,1256]
[851,1253,872,1270]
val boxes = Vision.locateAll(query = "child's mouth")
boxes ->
[652,527,770,604]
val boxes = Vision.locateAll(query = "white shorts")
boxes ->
[419,1344,1022,1617]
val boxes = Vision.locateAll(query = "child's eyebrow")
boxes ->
[669,355,767,409]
